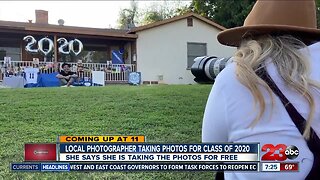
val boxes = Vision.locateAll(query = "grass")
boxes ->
[0,85,215,180]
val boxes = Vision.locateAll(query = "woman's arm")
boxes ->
[202,84,229,143]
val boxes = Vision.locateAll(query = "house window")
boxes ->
[78,50,109,63]
[187,17,193,27]
[0,50,6,60]
[0,47,21,61]
[0,37,21,61]
[187,42,207,69]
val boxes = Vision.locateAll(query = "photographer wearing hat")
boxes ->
[56,62,78,87]
[202,0,320,179]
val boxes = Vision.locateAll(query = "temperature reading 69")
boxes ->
[285,164,294,170]
[280,163,299,171]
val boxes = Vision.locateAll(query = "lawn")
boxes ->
[0,84,215,180]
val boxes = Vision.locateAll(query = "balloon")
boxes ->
[38,37,54,57]
[23,35,38,54]
[57,38,70,55]
[69,39,83,56]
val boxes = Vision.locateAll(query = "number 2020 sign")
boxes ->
[23,35,83,57]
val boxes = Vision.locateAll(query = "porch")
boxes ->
[0,60,136,84]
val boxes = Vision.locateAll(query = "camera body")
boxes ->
[191,56,233,84]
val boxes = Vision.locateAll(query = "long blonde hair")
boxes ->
[234,35,320,139]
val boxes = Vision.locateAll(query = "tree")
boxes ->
[117,0,138,30]
[117,0,192,28]
[142,11,165,25]
[316,0,320,28]
[175,4,192,16]
[140,1,190,25]
[191,0,320,29]
[191,0,255,28]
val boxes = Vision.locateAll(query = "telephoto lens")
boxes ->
[191,56,233,84]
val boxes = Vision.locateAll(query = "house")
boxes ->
[0,11,235,85]
[128,12,236,84]
[0,10,137,83]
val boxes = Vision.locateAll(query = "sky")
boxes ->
[0,1,191,29]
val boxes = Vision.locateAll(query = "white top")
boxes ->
[24,68,39,84]
[202,42,320,180]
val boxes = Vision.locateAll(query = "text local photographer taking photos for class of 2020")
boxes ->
[199,0,320,180]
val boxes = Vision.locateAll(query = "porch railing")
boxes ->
[0,61,136,83]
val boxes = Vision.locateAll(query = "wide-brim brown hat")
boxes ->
[217,0,320,47]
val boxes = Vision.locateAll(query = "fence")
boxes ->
[0,61,136,83]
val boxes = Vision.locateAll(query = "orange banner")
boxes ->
[59,136,145,143]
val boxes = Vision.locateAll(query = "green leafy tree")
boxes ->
[140,1,190,25]
[142,11,165,25]
[316,0,320,28]
[191,0,255,28]
[117,1,192,28]
[191,0,320,29]
[175,4,192,16]
[117,0,139,29]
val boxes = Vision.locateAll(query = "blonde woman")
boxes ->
[202,0,320,179]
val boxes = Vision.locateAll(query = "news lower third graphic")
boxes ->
[11,136,299,172]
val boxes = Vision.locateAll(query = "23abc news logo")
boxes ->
[261,144,299,161]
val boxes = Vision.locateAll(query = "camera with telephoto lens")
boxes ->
[191,56,234,84]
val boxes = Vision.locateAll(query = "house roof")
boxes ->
[128,12,226,33]
[0,20,137,39]
[0,12,225,40]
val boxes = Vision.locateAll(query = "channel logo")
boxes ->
[24,144,56,161]
[261,144,299,161]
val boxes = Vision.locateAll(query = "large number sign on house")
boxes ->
[23,35,83,57]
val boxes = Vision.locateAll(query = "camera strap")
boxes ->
[256,67,320,179]
[215,170,224,180]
